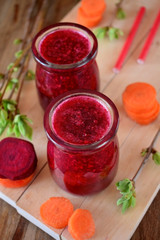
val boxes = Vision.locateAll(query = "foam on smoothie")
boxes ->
[39,29,91,64]
[52,96,111,145]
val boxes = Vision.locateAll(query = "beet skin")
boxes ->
[0,137,37,180]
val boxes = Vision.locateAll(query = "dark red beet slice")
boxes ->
[0,137,37,180]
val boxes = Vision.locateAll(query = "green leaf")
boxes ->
[7,63,14,70]
[122,200,130,213]
[2,99,17,110]
[7,124,14,136]
[18,119,26,137]
[2,99,17,111]
[141,148,148,157]
[11,78,18,83]
[108,27,116,41]
[20,115,33,124]
[13,38,23,45]
[13,123,21,137]
[107,27,123,41]
[152,151,160,165]
[117,196,124,206]
[94,27,108,39]
[13,114,33,140]
[116,8,126,19]
[6,78,19,91]
[13,114,21,123]
[0,108,8,120]
[116,178,132,193]
[0,109,8,127]
[24,123,32,140]
[6,81,13,91]
[7,103,16,111]
[116,178,136,213]
[130,196,136,208]
[0,125,6,135]
[13,67,19,72]
[25,70,35,81]
[15,50,23,59]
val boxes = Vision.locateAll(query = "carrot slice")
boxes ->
[40,197,74,229]
[68,209,95,240]
[122,82,157,112]
[0,173,34,188]
[122,82,160,124]
[81,0,106,17]
[123,98,157,114]
[77,7,102,28]
[124,101,160,120]
[125,102,160,125]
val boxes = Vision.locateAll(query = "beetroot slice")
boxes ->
[0,137,37,180]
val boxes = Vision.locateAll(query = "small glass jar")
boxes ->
[44,90,119,195]
[32,22,100,109]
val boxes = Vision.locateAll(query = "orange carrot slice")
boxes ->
[122,82,160,124]
[81,0,106,17]
[122,82,157,112]
[77,7,102,28]
[68,209,95,240]
[124,101,160,120]
[40,197,74,229]
[0,173,34,188]
[125,102,160,125]
[123,98,157,114]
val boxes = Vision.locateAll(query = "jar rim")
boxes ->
[32,22,98,70]
[44,89,119,152]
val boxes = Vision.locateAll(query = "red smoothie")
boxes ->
[44,91,119,195]
[52,96,111,144]
[39,29,91,64]
[32,23,99,109]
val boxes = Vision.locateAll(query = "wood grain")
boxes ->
[0,0,160,240]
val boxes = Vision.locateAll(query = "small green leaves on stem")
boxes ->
[7,63,19,72]
[116,141,160,213]
[141,147,160,165]
[15,50,23,59]
[0,100,17,135]
[94,27,108,39]
[140,148,148,157]
[0,99,33,140]
[115,0,126,19]
[13,38,23,45]
[116,178,136,213]
[116,7,126,19]
[94,26,123,40]
[0,108,8,127]
[108,27,123,41]
[13,114,33,140]
[7,63,14,70]
[93,0,125,40]
[6,78,19,91]
[2,99,17,112]
[152,151,160,165]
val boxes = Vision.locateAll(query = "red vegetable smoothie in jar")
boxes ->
[44,90,119,195]
[40,29,90,65]
[32,23,99,109]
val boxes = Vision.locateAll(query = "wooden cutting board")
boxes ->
[0,0,160,239]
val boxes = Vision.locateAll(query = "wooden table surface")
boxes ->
[0,0,160,239]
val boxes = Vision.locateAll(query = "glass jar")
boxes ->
[32,22,100,109]
[44,89,119,195]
